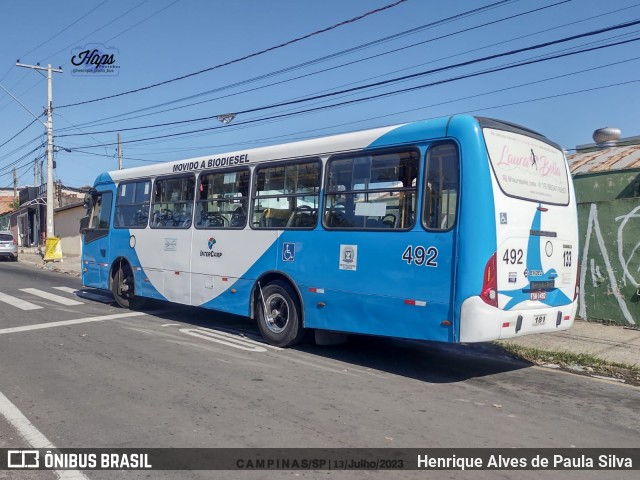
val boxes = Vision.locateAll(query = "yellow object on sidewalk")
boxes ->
[44,236,63,261]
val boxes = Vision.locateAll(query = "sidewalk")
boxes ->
[18,248,81,277]
[16,248,640,370]
[497,320,640,368]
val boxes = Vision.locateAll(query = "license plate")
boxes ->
[533,314,547,326]
[530,291,546,301]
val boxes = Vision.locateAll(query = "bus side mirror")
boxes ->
[79,216,90,234]
[83,191,95,210]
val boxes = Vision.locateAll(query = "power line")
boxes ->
[56,0,540,131]
[65,148,162,164]
[56,19,640,139]
[0,117,42,150]
[0,0,110,104]
[56,0,414,108]
[64,33,640,151]
[38,1,150,63]
[0,134,46,164]
[58,49,638,162]
[102,0,180,45]
[25,0,111,63]
[0,143,46,177]
[57,78,638,177]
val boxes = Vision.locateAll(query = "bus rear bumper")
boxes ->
[459,296,577,343]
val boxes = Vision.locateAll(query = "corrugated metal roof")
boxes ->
[569,145,640,174]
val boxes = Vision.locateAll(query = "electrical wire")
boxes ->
[65,31,640,151]
[56,19,640,140]
[55,0,420,108]
[57,0,549,131]
[0,117,43,151]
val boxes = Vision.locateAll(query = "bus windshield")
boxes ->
[483,128,569,205]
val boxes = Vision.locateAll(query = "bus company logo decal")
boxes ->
[70,43,119,76]
[339,245,358,271]
[201,237,222,258]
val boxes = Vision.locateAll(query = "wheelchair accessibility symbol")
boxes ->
[282,242,295,262]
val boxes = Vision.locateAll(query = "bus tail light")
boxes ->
[480,252,498,308]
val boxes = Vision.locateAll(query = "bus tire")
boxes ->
[112,263,146,310]
[256,280,305,347]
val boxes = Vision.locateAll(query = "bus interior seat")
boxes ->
[365,218,384,228]
[286,207,317,228]
[326,206,353,227]
[260,208,289,228]
[230,207,246,228]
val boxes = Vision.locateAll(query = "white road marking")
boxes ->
[208,326,284,351]
[0,291,43,310]
[20,288,84,306]
[0,312,146,335]
[51,286,78,294]
[0,390,89,480]
[53,286,114,303]
[180,327,269,352]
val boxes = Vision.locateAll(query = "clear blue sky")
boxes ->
[0,0,639,188]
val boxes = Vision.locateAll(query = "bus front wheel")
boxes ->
[256,280,305,347]
[112,263,146,310]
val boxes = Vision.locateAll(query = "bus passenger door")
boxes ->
[418,142,460,341]
[81,191,113,289]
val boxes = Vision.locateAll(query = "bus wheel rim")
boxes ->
[265,293,288,334]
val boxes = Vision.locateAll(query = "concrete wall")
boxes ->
[54,204,84,256]
[577,198,639,326]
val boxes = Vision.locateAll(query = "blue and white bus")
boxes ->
[80,115,579,347]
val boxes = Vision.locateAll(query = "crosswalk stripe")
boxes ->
[52,286,77,294]
[53,286,113,303]
[19,288,84,306]
[0,291,43,310]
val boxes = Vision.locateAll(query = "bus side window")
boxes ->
[423,143,459,231]
[252,159,321,229]
[150,175,195,229]
[324,150,418,230]
[114,180,151,229]
[88,192,113,229]
[195,169,250,229]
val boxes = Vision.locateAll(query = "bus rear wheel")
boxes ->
[256,280,305,347]
[112,263,146,310]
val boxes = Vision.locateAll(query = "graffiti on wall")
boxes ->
[578,202,639,325]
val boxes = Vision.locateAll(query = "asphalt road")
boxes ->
[0,260,638,479]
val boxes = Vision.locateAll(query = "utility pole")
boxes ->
[117,133,123,170]
[16,62,62,239]
[40,160,45,186]
[34,158,38,187]
[13,168,17,198]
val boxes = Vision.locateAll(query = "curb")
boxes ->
[18,255,81,277]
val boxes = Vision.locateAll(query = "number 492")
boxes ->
[402,245,438,267]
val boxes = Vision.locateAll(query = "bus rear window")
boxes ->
[483,128,569,205]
